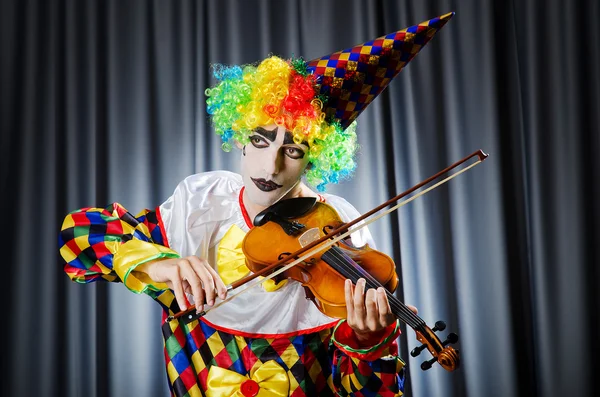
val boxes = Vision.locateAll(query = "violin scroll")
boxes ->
[412,321,460,371]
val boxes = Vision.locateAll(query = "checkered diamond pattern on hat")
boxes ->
[307,12,454,130]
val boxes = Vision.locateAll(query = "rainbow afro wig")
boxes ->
[205,56,358,191]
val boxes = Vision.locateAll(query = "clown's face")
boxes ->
[240,124,310,209]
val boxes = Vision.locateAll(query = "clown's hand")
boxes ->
[136,256,227,313]
[345,278,418,345]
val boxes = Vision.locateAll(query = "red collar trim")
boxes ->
[239,187,254,229]
[155,206,171,248]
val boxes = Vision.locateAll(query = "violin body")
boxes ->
[242,201,399,318]
[241,198,460,372]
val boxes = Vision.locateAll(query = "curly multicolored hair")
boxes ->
[205,56,358,191]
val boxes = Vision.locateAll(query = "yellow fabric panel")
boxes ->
[59,245,77,262]
[61,214,75,229]
[112,239,178,293]
[217,224,287,292]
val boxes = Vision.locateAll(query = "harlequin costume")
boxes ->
[59,13,453,397]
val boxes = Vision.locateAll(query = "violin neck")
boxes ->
[382,286,426,330]
[322,246,426,330]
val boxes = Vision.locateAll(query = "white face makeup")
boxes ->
[240,124,310,209]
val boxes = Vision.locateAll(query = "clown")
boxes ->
[60,13,453,396]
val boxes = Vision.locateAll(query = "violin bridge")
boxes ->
[298,227,321,247]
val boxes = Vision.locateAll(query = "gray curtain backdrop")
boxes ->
[1,0,598,396]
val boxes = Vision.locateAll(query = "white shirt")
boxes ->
[159,171,375,336]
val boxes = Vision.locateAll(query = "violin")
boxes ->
[243,199,460,372]
[244,199,399,319]
[168,149,489,372]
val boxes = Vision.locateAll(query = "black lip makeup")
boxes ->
[251,177,282,192]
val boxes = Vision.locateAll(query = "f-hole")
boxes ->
[322,225,336,235]
[278,252,292,260]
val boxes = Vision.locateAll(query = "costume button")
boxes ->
[240,379,260,397]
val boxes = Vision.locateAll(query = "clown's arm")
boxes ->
[59,203,193,299]
[330,319,405,396]
[59,173,234,312]
[59,203,179,300]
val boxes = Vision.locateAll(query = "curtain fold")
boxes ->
[1,0,597,396]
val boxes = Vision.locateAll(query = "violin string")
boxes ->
[326,253,425,332]
[328,246,427,331]
[322,247,424,329]
[326,255,420,329]
[328,248,424,330]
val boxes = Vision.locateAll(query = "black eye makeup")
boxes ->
[248,133,306,160]
[249,135,269,148]
[283,146,306,159]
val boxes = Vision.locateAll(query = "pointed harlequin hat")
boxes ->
[206,12,454,190]
[306,12,454,129]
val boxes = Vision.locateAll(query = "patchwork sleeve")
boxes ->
[59,203,179,299]
[329,320,405,396]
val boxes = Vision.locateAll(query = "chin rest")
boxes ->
[253,197,317,235]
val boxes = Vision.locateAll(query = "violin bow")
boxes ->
[167,149,488,323]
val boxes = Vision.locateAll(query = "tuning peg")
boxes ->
[442,332,459,346]
[421,356,437,371]
[432,321,446,332]
[410,343,427,357]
